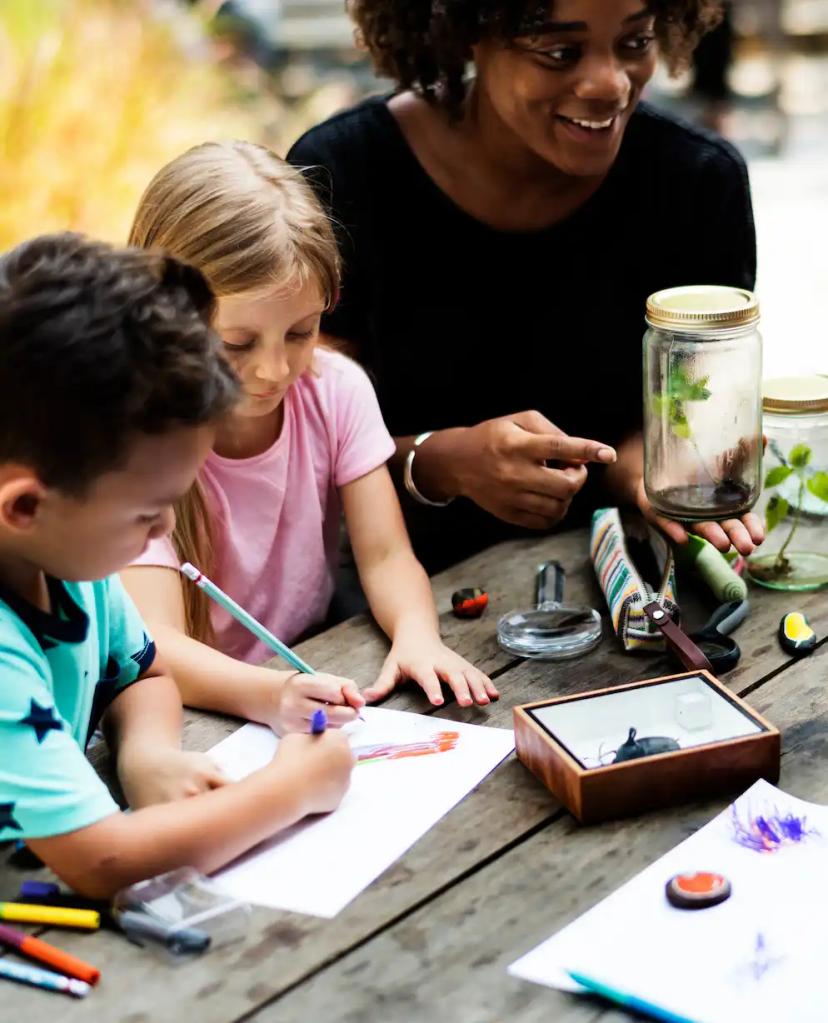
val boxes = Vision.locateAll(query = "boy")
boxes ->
[0,234,353,898]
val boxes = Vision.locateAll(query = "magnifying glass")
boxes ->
[497,560,602,660]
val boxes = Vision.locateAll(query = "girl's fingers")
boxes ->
[320,704,359,728]
[301,675,356,703]
[341,679,366,710]
[363,663,400,703]
[438,669,473,707]
[409,667,445,706]
[463,669,492,706]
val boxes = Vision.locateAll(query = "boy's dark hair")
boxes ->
[351,0,724,116]
[0,232,240,494]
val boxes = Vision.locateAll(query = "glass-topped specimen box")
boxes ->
[514,671,780,824]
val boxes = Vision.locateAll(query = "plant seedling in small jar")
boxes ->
[751,442,828,581]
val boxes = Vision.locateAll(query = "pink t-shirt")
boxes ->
[132,348,395,663]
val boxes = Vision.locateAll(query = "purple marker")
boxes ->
[311,708,327,735]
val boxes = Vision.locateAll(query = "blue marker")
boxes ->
[567,970,699,1023]
[311,708,327,735]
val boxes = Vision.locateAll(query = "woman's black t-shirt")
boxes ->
[288,96,756,573]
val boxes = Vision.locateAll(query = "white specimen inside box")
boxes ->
[527,674,765,770]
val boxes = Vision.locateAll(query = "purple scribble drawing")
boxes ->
[747,933,785,982]
[729,803,819,853]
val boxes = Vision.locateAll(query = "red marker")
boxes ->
[0,923,100,985]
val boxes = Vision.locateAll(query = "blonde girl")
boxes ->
[121,141,498,734]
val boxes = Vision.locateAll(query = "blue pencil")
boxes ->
[567,970,699,1023]
[180,563,315,674]
[311,708,328,734]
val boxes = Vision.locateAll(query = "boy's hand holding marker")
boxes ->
[272,721,354,816]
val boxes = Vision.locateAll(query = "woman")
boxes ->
[288,0,763,575]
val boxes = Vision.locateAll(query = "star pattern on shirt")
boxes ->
[0,801,22,836]
[18,698,63,744]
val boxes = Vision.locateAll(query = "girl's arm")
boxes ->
[605,433,763,556]
[342,465,498,707]
[120,567,363,733]
[27,727,354,899]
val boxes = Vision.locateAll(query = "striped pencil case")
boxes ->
[590,507,679,652]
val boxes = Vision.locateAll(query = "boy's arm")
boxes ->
[27,728,353,899]
[102,664,229,808]
[342,465,498,707]
[120,567,362,733]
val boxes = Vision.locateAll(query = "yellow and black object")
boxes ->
[778,612,817,658]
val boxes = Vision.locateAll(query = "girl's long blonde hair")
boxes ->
[129,140,341,643]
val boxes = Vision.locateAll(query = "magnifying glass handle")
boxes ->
[535,560,565,607]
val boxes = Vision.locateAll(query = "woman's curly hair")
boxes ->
[349,1,724,115]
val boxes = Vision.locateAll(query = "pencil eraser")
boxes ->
[674,691,713,731]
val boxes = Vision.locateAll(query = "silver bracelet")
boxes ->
[403,431,455,508]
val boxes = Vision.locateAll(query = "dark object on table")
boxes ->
[613,727,681,763]
[451,587,488,619]
[681,599,748,675]
[114,908,211,956]
[778,612,817,658]
[666,871,732,909]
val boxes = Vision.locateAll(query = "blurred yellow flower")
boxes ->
[0,0,269,248]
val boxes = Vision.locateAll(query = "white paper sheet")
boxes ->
[208,707,514,917]
[509,779,828,1023]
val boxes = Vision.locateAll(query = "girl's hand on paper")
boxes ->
[270,671,365,734]
[365,636,499,708]
[120,749,231,809]
[272,731,355,814]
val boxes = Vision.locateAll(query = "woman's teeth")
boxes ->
[560,115,615,130]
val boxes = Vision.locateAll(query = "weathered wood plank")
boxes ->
[0,528,816,1021]
[255,640,828,1023]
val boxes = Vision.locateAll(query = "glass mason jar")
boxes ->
[747,375,828,591]
[643,285,763,522]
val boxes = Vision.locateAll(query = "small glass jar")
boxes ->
[643,285,763,522]
[747,375,828,591]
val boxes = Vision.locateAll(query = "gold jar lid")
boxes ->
[645,285,759,332]
[763,375,828,414]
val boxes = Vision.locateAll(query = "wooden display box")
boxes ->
[514,670,780,825]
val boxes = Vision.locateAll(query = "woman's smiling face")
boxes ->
[473,0,659,178]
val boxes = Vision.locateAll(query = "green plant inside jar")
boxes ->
[750,442,828,581]
[651,363,755,518]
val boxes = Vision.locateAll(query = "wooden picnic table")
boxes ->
[2,526,826,1023]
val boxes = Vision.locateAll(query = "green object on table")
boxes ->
[674,535,748,603]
